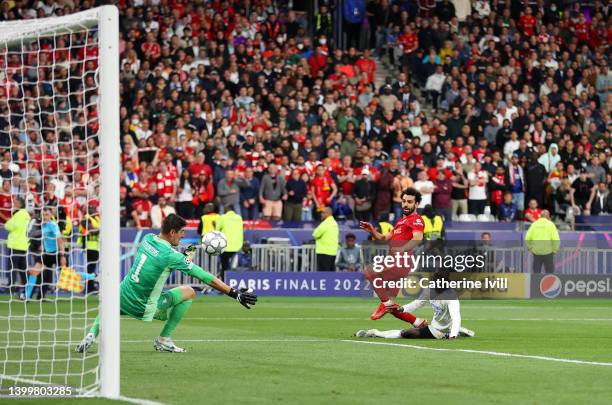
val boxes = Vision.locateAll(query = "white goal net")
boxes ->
[0,6,119,397]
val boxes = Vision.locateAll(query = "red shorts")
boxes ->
[380,266,410,282]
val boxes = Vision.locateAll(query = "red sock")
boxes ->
[392,311,417,324]
[365,271,389,302]
[387,286,400,298]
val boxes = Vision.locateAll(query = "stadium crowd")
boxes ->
[0,0,610,233]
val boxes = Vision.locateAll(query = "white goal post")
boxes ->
[0,5,119,398]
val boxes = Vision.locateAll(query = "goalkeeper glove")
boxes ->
[228,288,258,309]
[183,244,197,261]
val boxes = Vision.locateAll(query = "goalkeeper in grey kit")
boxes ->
[77,214,257,353]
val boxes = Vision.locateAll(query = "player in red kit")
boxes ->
[359,188,427,326]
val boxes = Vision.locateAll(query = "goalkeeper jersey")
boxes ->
[120,233,214,321]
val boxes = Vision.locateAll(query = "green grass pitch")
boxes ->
[2,297,612,404]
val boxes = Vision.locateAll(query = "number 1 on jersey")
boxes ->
[131,253,147,283]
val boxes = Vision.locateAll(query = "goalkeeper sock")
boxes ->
[25,275,38,300]
[160,299,192,338]
[89,315,100,338]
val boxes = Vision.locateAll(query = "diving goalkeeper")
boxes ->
[76,214,257,353]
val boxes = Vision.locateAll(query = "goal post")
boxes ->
[0,5,120,398]
[97,5,120,399]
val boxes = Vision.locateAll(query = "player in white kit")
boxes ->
[355,297,475,340]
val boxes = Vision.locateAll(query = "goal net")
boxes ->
[0,6,119,397]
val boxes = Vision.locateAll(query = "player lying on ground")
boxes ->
[355,294,475,340]
[359,187,426,326]
[76,214,257,353]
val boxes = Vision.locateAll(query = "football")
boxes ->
[201,231,227,256]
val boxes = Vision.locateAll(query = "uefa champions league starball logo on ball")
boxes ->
[540,275,562,298]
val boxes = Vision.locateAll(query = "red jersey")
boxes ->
[312,174,334,205]
[132,199,152,227]
[155,170,176,199]
[524,208,542,222]
[0,193,12,223]
[337,167,354,196]
[490,174,506,206]
[60,196,80,221]
[354,165,379,181]
[188,163,213,178]
[398,33,418,54]
[427,167,453,181]
[390,212,424,242]
[519,15,536,36]
[473,147,488,162]
[574,22,590,42]
[356,57,376,83]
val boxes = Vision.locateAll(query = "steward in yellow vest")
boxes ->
[216,204,244,279]
[422,205,445,241]
[198,202,220,236]
[78,205,100,293]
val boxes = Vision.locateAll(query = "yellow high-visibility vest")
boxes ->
[423,215,444,240]
[379,221,393,236]
[77,215,100,251]
[6,209,31,251]
[216,211,243,253]
[201,213,220,235]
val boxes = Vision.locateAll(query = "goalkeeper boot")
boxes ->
[370,302,400,320]
[154,337,186,353]
[76,333,96,353]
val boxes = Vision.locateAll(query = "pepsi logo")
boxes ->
[540,275,562,298]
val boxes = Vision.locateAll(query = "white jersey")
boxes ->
[402,299,461,339]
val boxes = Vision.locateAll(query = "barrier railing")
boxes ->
[0,242,609,290]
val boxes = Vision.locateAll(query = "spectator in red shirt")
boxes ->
[309,46,327,79]
[131,199,153,229]
[0,179,12,223]
[154,161,176,200]
[427,158,453,181]
[141,31,161,62]
[524,199,543,223]
[518,8,537,37]
[188,153,213,179]
[573,14,590,44]
[356,49,376,84]
[311,165,338,220]
[398,25,418,75]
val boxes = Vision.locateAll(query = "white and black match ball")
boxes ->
[201,231,227,256]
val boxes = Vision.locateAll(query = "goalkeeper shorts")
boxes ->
[120,290,173,322]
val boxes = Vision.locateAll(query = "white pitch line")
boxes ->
[124,338,331,343]
[8,338,333,344]
[114,395,167,405]
[0,374,166,405]
[182,317,612,322]
[3,316,612,322]
[342,339,612,367]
